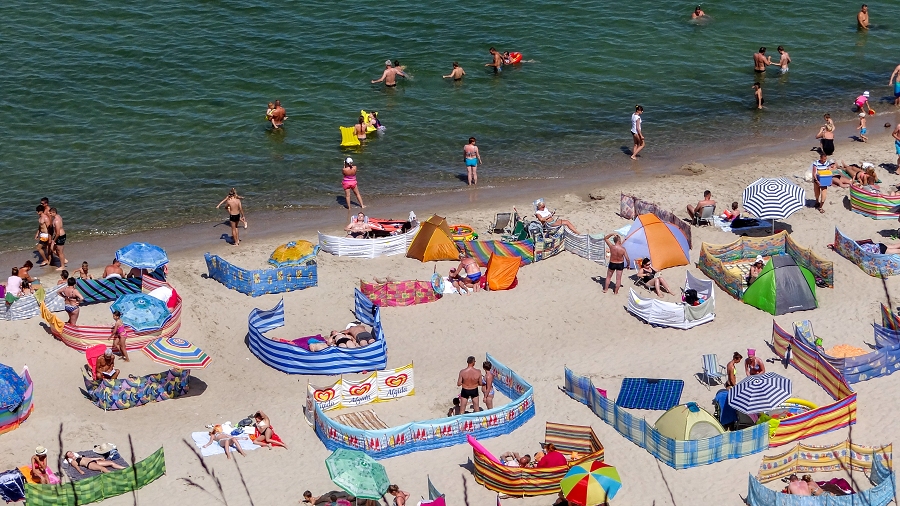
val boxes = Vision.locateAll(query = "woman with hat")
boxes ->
[744,349,766,377]
[747,255,765,286]
[341,157,365,209]
[31,446,50,484]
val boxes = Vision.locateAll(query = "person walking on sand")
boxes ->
[371,60,405,87]
[463,137,482,185]
[817,114,836,156]
[754,47,772,73]
[458,356,482,412]
[603,233,630,294]
[630,105,644,159]
[858,112,868,142]
[857,4,869,30]
[752,82,764,109]
[49,207,67,271]
[890,64,900,106]
[776,46,791,73]
[341,157,365,209]
[443,62,466,81]
[811,150,834,213]
[216,188,244,245]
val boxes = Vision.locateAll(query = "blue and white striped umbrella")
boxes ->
[742,178,806,221]
[727,372,793,414]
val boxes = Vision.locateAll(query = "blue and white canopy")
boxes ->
[742,178,806,221]
[727,372,792,414]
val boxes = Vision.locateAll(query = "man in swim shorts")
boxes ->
[857,4,868,30]
[341,157,366,209]
[34,205,51,266]
[603,233,630,294]
[457,356,482,412]
[486,47,503,73]
[270,100,286,129]
[753,47,772,73]
[449,253,482,294]
[776,46,791,73]
[49,207,67,271]
[890,63,900,106]
[371,60,405,87]
[443,62,466,81]
[463,137,482,186]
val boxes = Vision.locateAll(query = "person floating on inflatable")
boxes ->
[502,52,523,65]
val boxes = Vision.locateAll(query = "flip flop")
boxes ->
[818,208,825,214]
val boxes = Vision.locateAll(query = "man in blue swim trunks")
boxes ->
[890,63,900,106]
[449,253,482,294]
[893,122,900,168]
[486,47,503,73]
[463,137,482,186]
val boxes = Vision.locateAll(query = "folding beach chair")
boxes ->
[489,212,515,235]
[631,258,651,291]
[693,205,716,227]
[700,353,727,390]
[85,344,106,380]
[502,219,529,242]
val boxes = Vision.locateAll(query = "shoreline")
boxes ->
[3,111,896,268]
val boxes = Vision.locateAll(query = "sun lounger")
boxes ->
[489,212,515,235]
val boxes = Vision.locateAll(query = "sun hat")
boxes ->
[35,446,47,456]
[863,91,870,97]
[862,162,875,169]
[94,443,114,454]
[755,255,764,263]
[748,348,756,356]
[344,157,353,164]
[104,347,113,356]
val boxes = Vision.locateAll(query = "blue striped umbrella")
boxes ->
[742,178,805,232]
[115,242,169,270]
[110,293,172,332]
[727,372,792,414]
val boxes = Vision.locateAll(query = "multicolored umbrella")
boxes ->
[110,293,172,332]
[0,364,26,411]
[560,460,622,505]
[269,240,317,267]
[142,337,211,368]
[727,372,793,414]
[115,242,169,270]
[325,448,390,500]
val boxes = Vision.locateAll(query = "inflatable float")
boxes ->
[340,110,384,147]
[507,52,522,64]
[450,224,477,241]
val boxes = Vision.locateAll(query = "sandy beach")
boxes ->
[3,114,900,505]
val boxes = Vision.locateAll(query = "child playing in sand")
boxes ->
[858,112,868,142]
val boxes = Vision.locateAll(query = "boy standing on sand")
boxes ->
[463,137,481,185]
[217,189,244,246]
[857,112,868,142]
[49,208,67,271]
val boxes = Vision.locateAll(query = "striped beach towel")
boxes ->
[334,410,389,430]
[0,284,65,321]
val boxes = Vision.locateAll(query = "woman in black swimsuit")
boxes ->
[328,330,360,348]
[63,451,126,474]
[637,258,672,297]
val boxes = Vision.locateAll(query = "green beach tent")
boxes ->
[743,255,817,315]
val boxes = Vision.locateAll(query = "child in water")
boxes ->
[265,102,275,121]
[858,112,868,143]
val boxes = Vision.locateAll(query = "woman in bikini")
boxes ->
[637,258,672,297]
[109,311,130,361]
[63,451,126,474]
[341,157,365,209]
[61,277,84,325]
[328,330,360,348]
[202,425,247,460]
[31,447,51,484]
[252,410,288,449]
[354,116,367,141]
[386,485,409,506]
[481,361,495,410]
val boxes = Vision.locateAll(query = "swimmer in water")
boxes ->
[691,5,705,18]
[486,47,502,73]
[443,62,466,81]
[776,46,791,73]
[753,82,764,109]
[754,47,772,73]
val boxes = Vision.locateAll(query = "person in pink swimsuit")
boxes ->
[341,157,365,209]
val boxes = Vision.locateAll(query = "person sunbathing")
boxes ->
[498,451,531,467]
[252,410,288,449]
[838,161,879,188]
[343,324,374,345]
[534,201,579,234]
[63,451,126,474]
[31,447,50,484]
[201,425,247,460]
[328,330,361,348]
[801,475,825,496]
[637,258,672,297]
[345,212,373,238]
[786,474,811,495]
[308,334,335,352]
[747,256,764,285]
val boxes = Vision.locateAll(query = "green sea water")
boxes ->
[0,1,896,250]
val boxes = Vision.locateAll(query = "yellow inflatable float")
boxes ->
[340,110,384,146]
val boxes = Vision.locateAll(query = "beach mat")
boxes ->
[334,409,389,430]
[616,378,684,410]
[61,450,129,482]
[191,432,260,457]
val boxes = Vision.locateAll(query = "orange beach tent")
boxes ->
[622,214,690,270]
[406,215,460,262]
[485,253,520,290]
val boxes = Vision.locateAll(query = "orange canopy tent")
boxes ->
[622,214,690,270]
[407,215,460,262]
[485,253,520,290]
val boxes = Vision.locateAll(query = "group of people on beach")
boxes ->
[453,356,495,414]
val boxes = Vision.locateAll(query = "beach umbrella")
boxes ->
[110,293,172,332]
[269,240,317,267]
[142,337,211,368]
[0,364,26,412]
[741,178,806,233]
[115,242,169,270]
[325,448,390,500]
[560,460,622,505]
[727,372,793,414]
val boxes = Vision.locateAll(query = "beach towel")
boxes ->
[616,378,684,410]
[61,450,130,482]
[714,216,772,233]
[334,409,389,430]
[278,335,323,351]
[191,432,260,457]
[18,465,60,485]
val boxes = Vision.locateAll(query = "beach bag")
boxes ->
[683,288,699,305]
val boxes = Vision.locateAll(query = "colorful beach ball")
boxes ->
[560,460,622,505]
[142,337,211,369]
